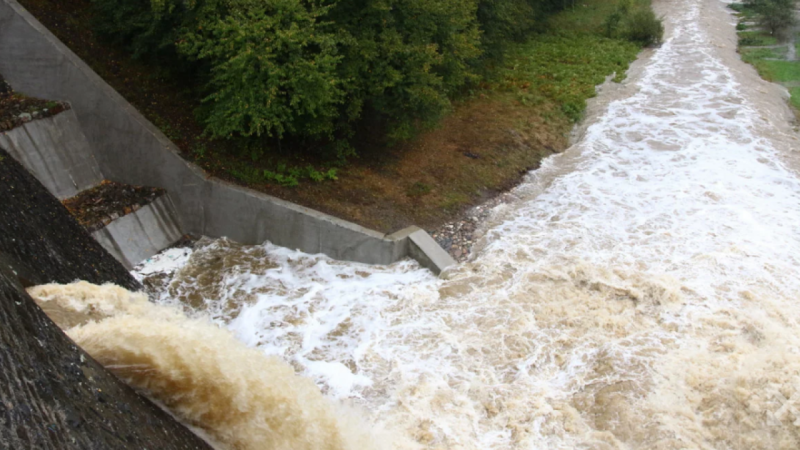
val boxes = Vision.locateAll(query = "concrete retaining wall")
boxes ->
[0,108,181,269]
[0,109,102,198]
[92,195,184,269]
[0,0,455,273]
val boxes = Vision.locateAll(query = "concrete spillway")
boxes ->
[0,148,212,449]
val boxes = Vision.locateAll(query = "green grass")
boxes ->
[790,87,800,109]
[499,34,639,122]
[496,0,643,122]
[740,46,787,62]
[738,31,779,46]
[735,6,800,116]
[750,60,800,82]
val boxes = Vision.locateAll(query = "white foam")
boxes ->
[129,0,800,447]
[131,247,193,281]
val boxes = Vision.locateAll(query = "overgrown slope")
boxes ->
[17,0,656,232]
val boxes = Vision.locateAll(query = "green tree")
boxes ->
[753,0,796,39]
[328,0,484,141]
[177,0,344,140]
[89,0,579,156]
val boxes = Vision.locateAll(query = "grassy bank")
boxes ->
[16,0,648,232]
[731,2,800,110]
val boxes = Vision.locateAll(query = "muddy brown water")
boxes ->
[29,0,800,448]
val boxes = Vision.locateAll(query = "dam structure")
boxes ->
[0,0,455,274]
[3,0,800,447]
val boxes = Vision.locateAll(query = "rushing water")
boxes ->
[28,0,800,447]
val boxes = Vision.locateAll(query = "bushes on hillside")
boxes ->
[178,0,343,141]
[624,9,664,46]
[327,0,484,142]
[603,0,663,46]
[748,0,796,39]
[477,0,557,58]
[95,0,519,154]
[90,0,652,158]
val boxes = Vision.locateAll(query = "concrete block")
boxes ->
[391,226,456,274]
[92,195,183,269]
[0,109,102,198]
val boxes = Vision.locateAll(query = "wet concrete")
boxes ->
[0,146,213,449]
[0,265,213,449]
[0,147,138,289]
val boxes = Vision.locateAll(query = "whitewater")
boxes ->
[27,0,800,447]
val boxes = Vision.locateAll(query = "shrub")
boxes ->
[623,8,664,46]
[92,0,490,150]
[603,0,663,47]
[753,0,796,40]
[476,0,550,59]
[177,0,344,141]
[328,0,484,141]
[91,0,185,67]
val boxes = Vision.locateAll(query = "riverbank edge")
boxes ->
[432,42,661,263]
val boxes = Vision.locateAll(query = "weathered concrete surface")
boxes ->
[0,0,453,273]
[408,228,458,274]
[0,109,102,199]
[92,195,183,269]
[0,147,213,449]
[0,147,139,290]
[201,179,403,264]
[0,267,214,450]
[389,226,457,274]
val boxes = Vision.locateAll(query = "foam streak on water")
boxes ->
[71,0,800,447]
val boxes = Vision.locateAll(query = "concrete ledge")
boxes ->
[0,109,102,198]
[0,0,456,274]
[92,195,183,269]
[390,226,457,274]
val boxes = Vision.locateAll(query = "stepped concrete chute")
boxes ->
[0,108,102,199]
[0,0,456,274]
[0,146,141,290]
[92,195,184,269]
[0,147,214,449]
[0,102,185,270]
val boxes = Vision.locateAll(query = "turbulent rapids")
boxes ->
[26,0,800,447]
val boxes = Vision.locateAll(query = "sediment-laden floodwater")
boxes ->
[29,0,800,448]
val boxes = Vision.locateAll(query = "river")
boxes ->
[28,0,800,448]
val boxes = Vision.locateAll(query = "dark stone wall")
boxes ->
[0,147,139,290]
[0,147,212,449]
[0,265,212,449]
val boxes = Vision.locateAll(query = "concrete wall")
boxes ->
[0,150,211,448]
[0,0,455,273]
[1,108,181,268]
[93,195,184,269]
[0,109,102,198]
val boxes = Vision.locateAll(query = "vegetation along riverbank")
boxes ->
[17,0,662,233]
[731,0,800,114]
